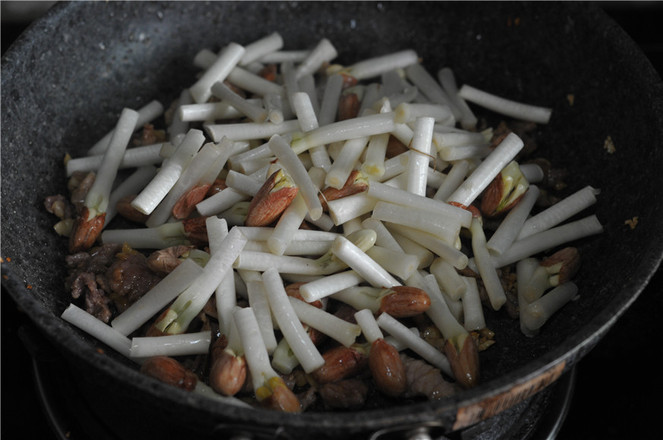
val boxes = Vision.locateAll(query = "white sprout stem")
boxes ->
[87,100,164,155]
[372,201,461,245]
[377,312,453,377]
[234,251,327,275]
[193,48,217,69]
[61,304,133,360]
[233,306,279,392]
[268,194,310,256]
[227,66,284,96]
[67,143,164,176]
[299,270,364,302]
[517,186,601,240]
[325,136,369,189]
[111,259,203,335]
[519,163,545,183]
[429,257,466,301]
[391,231,434,269]
[129,331,211,358]
[447,132,524,207]
[236,226,338,242]
[104,165,157,228]
[405,63,461,119]
[84,108,139,216]
[461,276,486,331]
[331,286,382,313]
[225,170,264,196]
[168,89,193,144]
[521,282,579,331]
[487,185,541,255]
[205,119,300,143]
[361,132,390,178]
[387,223,468,270]
[517,258,543,337]
[295,38,337,80]
[361,218,403,252]
[211,81,267,122]
[290,112,396,153]
[190,42,246,104]
[272,338,300,374]
[101,221,189,249]
[437,67,478,130]
[162,226,248,334]
[292,91,319,132]
[240,31,284,65]
[263,93,285,124]
[432,127,489,148]
[421,273,467,341]
[406,117,435,196]
[262,268,325,373]
[268,134,323,220]
[146,142,225,227]
[365,245,419,281]
[196,187,249,217]
[246,239,332,256]
[437,143,491,162]
[470,217,507,311]
[297,73,320,116]
[347,49,418,80]
[358,83,384,114]
[260,50,310,63]
[433,160,470,201]
[331,235,401,288]
[354,309,384,344]
[132,129,206,215]
[246,280,278,354]
[317,73,344,126]
[178,101,244,122]
[368,181,472,228]
[289,297,361,347]
[458,84,552,124]
[394,103,454,125]
[493,215,604,268]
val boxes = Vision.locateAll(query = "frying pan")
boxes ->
[2,2,662,439]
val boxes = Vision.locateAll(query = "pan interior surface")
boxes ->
[2,1,662,436]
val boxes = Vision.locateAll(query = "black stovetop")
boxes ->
[2,3,662,439]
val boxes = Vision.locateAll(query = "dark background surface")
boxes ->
[2,2,662,439]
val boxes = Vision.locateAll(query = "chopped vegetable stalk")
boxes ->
[240,31,284,65]
[268,134,324,220]
[517,185,600,240]
[317,73,344,126]
[190,42,246,103]
[325,135,369,190]
[289,296,361,347]
[377,312,453,378]
[104,165,157,228]
[61,304,134,360]
[354,309,384,343]
[233,306,302,412]
[178,101,245,122]
[299,270,364,302]
[461,276,486,331]
[437,67,477,130]
[153,224,247,334]
[447,132,524,208]
[228,66,285,96]
[67,143,164,176]
[365,245,419,280]
[492,215,603,268]
[246,279,278,354]
[429,257,466,301]
[295,38,337,80]
[205,118,301,142]
[458,84,552,124]
[405,63,461,119]
[520,282,579,331]
[111,258,204,335]
[326,192,378,226]
[131,129,206,215]
[101,221,190,249]
[87,100,164,155]
[385,223,468,270]
[262,268,325,373]
[406,117,436,196]
[130,331,211,358]
[345,49,418,81]
[272,337,300,374]
[361,218,404,252]
[372,201,461,245]
[486,185,540,255]
[470,217,507,311]
[433,160,470,201]
[331,234,401,288]
[211,81,268,122]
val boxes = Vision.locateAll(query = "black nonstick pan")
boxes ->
[2,2,662,439]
